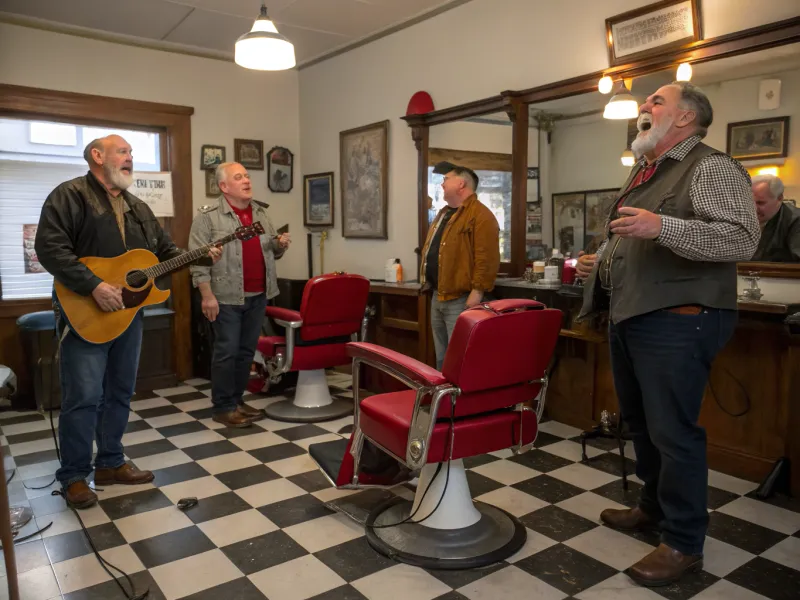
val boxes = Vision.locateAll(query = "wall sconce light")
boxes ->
[676,63,693,81]
[756,166,779,177]
[598,76,614,94]
[621,149,635,167]
[604,81,638,119]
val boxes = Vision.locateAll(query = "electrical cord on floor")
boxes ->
[6,468,15,485]
[367,395,456,529]
[0,521,54,549]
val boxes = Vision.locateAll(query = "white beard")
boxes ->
[105,164,134,190]
[631,113,673,157]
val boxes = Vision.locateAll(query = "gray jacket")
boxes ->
[188,195,285,304]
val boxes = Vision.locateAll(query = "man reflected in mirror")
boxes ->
[750,174,800,262]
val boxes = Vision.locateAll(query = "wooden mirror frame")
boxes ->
[403,16,800,277]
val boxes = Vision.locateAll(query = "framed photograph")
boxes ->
[234,138,264,170]
[204,169,220,197]
[200,145,225,170]
[726,117,790,161]
[303,172,334,227]
[267,146,294,193]
[605,0,702,67]
[585,189,619,253]
[340,120,389,239]
[553,192,586,256]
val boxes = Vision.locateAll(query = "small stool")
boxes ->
[579,412,632,489]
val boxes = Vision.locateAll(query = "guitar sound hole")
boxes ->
[126,270,149,289]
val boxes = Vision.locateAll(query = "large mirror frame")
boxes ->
[403,16,800,279]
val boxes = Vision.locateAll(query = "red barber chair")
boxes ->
[256,272,370,422]
[308,299,562,569]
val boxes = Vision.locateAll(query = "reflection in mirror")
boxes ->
[427,112,513,263]
[528,42,800,267]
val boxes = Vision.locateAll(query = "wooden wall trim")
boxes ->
[428,148,512,172]
[737,262,800,280]
[402,95,506,128]
[0,84,196,390]
[413,126,429,276]
[508,100,529,277]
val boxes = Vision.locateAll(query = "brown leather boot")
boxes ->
[94,463,155,486]
[65,481,98,509]
[627,543,703,586]
[601,506,660,531]
[212,408,254,428]
[237,402,266,420]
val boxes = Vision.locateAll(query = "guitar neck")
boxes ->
[143,232,238,279]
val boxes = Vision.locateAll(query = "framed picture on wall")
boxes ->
[584,189,619,253]
[605,0,702,67]
[267,146,294,193]
[204,169,220,197]
[200,145,225,170]
[726,116,790,161]
[553,192,586,256]
[234,138,264,170]
[340,120,389,239]
[303,172,334,228]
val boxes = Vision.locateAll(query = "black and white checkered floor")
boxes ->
[1,371,798,600]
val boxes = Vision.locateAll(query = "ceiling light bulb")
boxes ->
[235,4,296,71]
[621,149,635,167]
[598,76,614,94]
[604,82,639,120]
[676,63,692,81]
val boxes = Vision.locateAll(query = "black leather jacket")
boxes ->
[34,171,184,296]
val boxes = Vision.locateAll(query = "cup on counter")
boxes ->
[562,258,577,285]
[532,261,545,282]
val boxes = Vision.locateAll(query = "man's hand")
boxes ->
[609,207,663,240]
[92,282,124,312]
[576,251,597,279]
[466,289,483,308]
[277,233,291,248]
[201,293,220,322]
[207,246,222,264]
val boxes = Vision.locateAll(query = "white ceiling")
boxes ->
[0,0,471,68]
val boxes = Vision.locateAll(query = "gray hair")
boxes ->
[752,174,784,200]
[83,138,105,165]
[671,81,713,138]
[215,162,234,185]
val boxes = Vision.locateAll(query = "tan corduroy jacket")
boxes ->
[419,194,500,301]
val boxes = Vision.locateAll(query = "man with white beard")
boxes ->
[575,82,759,587]
[34,135,220,509]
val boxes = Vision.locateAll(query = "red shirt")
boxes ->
[229,201,266,293]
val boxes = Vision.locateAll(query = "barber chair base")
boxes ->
[366,498,526,570]
[264,369,353,423]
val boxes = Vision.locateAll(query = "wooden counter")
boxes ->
[492,279,800,495]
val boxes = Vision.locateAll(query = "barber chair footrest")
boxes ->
[365,497,526,570]
[264,398,353,423]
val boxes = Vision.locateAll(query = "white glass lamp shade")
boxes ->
[235,6,296,71]
[676,63,692,81]
[621,149,635,167]
[604,87,638,120]
[598,76,614,94]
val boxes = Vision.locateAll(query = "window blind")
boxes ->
[0,160,87,300]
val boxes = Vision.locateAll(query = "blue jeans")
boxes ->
[609,307,737,555]
[430,294,468,370]
[55,305,143,487]
[211,294,267,414]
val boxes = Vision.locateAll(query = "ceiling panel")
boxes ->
[274,22,352,63]
[161,0,297,20]
[275,0,405,37]
[0,0,191,41]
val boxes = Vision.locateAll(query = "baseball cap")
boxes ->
[432,161,479,189]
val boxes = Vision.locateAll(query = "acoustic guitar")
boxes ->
[54,222,264,344]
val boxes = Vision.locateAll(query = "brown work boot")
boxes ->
[94,463,155,486]
[627,543,703,586]
[212,408,254,428]
[64,481,98,509]
[601,506,660,531]
[237,401,266,420]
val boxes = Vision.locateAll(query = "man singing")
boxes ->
[577,82,759,586]
[35,135,220,509]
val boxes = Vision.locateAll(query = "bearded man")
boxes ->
[34,135,220,509]
[575,82,759,586]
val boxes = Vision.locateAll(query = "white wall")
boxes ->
[429,118,512,154]
[0,22,307,278]
[299,0,800,279]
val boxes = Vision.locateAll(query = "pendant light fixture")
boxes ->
[235,3,295,71]
[603,80,638,120]
[676,62,693,81]
[620,149,636,167]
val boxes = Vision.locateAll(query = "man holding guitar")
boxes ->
[34,135,221,509]
[189,162,291,428]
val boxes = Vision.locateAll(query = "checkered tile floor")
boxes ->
[1,371,798,600]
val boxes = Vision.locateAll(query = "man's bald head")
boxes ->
[83,135,134,192]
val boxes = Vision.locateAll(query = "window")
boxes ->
[0,118,162,300]
[427,167,513,263]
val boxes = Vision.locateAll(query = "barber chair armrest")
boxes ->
[266,307,303,329]
[347,342,447,388]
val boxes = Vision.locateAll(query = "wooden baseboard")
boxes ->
[706,442,778,485]
[136,373,178,393]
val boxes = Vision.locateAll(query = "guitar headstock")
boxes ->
[235,222,265,241]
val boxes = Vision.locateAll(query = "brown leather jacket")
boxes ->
[419,194,500,301]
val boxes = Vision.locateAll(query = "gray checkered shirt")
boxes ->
[596,135,760,263]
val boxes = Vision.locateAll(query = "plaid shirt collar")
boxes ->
[635,134,703,169]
